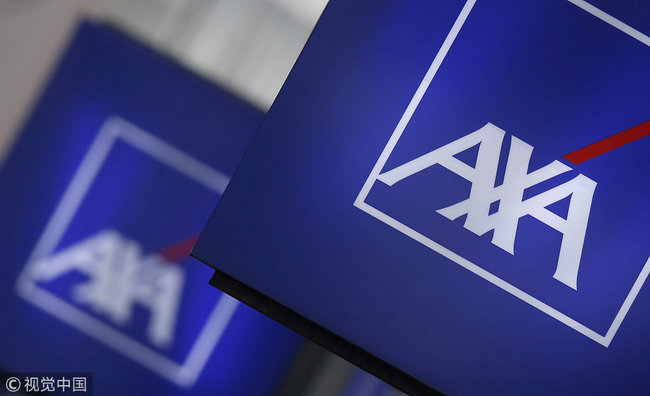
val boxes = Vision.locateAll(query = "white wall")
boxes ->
[0,0,98,163]
[0,0,328,164]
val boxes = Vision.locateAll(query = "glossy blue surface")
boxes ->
[194,1,650,394]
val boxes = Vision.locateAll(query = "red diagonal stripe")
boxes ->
[563,120,650,165]
[160,234,199,263]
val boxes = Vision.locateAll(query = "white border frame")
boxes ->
[16,116,238,387]
[354,0,650,347]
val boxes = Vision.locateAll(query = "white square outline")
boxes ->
[15,116,238,387]
[354,0,650,347]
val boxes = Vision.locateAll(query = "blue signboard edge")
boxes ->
[197,266,441,395]
[187,0,442,392]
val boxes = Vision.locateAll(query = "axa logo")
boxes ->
[355,0,649,347]
[32,230,184,348]
[377,123,596,290]
[16,117,238,386]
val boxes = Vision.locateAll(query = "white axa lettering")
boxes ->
[377,123,596,290]
[31,230,185,347]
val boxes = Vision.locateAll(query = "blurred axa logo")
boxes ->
[32,230,184,347]
[16,117,238,387]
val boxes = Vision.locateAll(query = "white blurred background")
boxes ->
[0,0,326,162]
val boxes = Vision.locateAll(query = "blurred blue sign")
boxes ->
[0,21,300,395]
[340,370,402,396]
[194,0,650,394]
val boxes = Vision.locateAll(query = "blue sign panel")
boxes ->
[194,1,650,394]
[0,21,301,395]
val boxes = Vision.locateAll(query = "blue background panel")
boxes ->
[0,21,301,396]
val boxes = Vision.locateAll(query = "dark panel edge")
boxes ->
[197,262,443,396]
